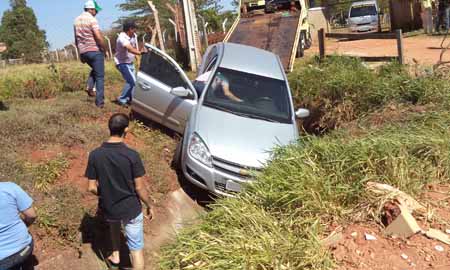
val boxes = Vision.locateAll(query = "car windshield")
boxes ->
[202,67,292,124]
[350,5,377,17]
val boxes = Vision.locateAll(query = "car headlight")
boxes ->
[188,133,212,167]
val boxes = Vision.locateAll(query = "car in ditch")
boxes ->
[131,42,309,196]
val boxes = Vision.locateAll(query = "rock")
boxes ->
[425,229,450,245]
[351,232,358,238]
[365,233,377,241]
[385,204,422,238]
[401,253,409,260]
[435,245,445,252]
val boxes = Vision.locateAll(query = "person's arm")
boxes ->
[125,43,141,56]
[21,207,37,227]
[88,180,98,195]
[93,29,107,53]
[223,82,243,102]
[135,177,152,219]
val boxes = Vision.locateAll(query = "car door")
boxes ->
[132,45,197,134]
[198,44,219,76]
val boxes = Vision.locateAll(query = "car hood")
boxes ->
[194,106,298,168]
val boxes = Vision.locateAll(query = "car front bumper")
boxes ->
[182,151,255,197]
[350,23,378,32]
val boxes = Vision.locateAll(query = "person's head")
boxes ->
[84,0,102,17]
[123,20,138,37]
[108,113,130,137]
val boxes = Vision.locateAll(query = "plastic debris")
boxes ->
[435,245,445,252]
[365,233,377,241]
[401,253,408,260]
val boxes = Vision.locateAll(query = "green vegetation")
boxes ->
[289,56,450,132]
[27,154,69,192]
[0,0,47,62]
[0,62,121,100]
[160,57,450,269]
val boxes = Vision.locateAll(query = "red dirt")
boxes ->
[332,185,450,270]
[308,35,450,66]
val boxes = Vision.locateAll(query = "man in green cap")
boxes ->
[74,0,107,108]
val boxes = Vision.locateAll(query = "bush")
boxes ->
[289,56,450,133]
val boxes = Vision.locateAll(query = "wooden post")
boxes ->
[148,1,166,52]
[318,28,325,60]
[396,29,404,65]
[150,26,157,46]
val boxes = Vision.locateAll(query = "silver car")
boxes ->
[132,42,309,196]
[348,0,379,32]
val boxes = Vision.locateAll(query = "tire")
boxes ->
[297,31,305,58]
[172,139,183,169]
[305,32,312,49]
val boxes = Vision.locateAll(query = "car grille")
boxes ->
[214,182,239,195]
[212,156,261,180]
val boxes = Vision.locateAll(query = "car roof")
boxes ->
[218,42,285,81]
[351,0,377,6]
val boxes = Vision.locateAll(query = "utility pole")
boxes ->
[169,19,178,42]
[222,18,229,33]
[181,0,202,72]
[148,1,165,52]
[198,15,209,48]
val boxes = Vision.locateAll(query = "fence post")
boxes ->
[318,28,325,60]
[396,29,404,65]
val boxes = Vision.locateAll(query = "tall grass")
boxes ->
[289,56,450,132]
[160,58,450,269]
[0,61,122,99]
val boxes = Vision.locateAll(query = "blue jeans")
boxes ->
[116,63,136,105]
[81,51,105,107]
[0,240,33,270]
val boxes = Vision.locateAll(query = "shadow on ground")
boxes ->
[80,212,132,269]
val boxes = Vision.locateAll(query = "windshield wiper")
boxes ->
[237,113,279,123]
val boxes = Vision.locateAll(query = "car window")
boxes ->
[205,57,218,72]
[350,5,377,17]
[140,50,190,90]
[203,67,293,124]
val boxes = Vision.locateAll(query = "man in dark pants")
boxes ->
[85,113,152,270]
[74,0,107,108]
[0,182,37,270]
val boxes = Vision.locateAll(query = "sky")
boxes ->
[0,0,234,50]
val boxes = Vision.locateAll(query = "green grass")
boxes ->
[159,58,450,269]
[289,56,450,132]
[0,61,122,99]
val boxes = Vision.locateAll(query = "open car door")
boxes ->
[132,44,198,134]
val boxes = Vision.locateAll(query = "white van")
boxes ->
[348,0,379,32]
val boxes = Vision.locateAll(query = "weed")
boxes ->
[26,154,69,192]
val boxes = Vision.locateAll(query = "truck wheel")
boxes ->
[305,32,312,49]
[297,31,305,58]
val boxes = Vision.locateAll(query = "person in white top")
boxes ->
[115,21,142,106]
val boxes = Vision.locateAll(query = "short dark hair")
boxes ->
[108,113,129,137]
[123,20,137,32]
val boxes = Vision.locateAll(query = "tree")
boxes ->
[0,0,47,62]
[117,0,228,34]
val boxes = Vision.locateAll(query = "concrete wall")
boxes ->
[309,7,330,42]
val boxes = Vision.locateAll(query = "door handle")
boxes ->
[139,82,152,90]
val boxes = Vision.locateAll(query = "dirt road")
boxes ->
[308,35,450,66]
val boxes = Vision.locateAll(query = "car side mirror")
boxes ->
[295,108,310,118]
[171,86,192,98]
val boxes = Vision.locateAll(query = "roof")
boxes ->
[219,43,285,81]
[351,0,377,6]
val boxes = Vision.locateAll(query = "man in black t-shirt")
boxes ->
[85,113,151,270]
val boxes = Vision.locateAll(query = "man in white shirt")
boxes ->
[115,21,142,106]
